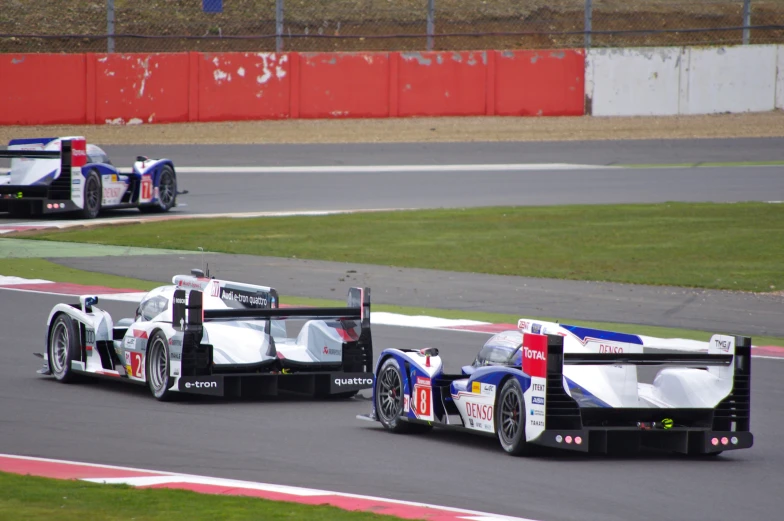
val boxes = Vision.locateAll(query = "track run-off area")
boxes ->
[1,137,784,521]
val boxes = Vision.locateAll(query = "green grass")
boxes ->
[0,471,403,521]
[4,259,783,347]
[0,259,161,291]
[23,202,784,293]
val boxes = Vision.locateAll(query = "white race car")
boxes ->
[37,271,374,401]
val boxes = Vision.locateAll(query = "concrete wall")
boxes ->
[587,44,783,116]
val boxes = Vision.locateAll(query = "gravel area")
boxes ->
[1,112,783,145]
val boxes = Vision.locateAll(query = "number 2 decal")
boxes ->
[141,177,152,200]
[130,352,144,379]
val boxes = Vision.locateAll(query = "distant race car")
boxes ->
[0,136,179,218]
[36,270,374,401]
[360,319,753,456]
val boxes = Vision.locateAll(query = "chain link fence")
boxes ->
[1,0,782,53]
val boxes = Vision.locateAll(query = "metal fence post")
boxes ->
[742,0,751,44]
[276,0,284,52]
[584,0,592,49]
[426,0,435,51]
[107,0,115,53]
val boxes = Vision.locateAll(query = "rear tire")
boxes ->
[146,331,174,401]
[48,314,79,383]
[496,378,535,456]
[375,357,431,434]
[79,170,102,219]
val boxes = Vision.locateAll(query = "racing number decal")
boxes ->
[412,376,434,421]
[130,352,144,379]
[141,176,153,200]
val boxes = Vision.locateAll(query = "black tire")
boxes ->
[145,330,174,401]
[496,378,535,456]
[48,314,80,383]
[139,165,176,213]
[375,357,431,434]
[79,170,102,219]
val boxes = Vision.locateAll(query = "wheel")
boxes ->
[139,165,176,213]
[375,358,431,434]
[48,314,79,383]
[496,378,535,456]
[145,330,174,401]
[79,170,102,219]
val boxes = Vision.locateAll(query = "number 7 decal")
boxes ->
[141,177,152,201]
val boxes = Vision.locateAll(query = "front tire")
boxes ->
[375,358,431,434]
[79,170,102,219]
[496,378,535,456]
[146,331,174,401]
[48,314,79,383]
[139,165,176,213]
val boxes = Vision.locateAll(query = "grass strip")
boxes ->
[3,259,782,347]
[0,471,404,521]
[20,202,784,292]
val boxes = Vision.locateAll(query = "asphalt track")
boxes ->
[2,291,783,521]
[2,137,784,520]
[1,138,783,222]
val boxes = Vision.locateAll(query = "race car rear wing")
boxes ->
[524,333,752,454]
[173,286,373,376]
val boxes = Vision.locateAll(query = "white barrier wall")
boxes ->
[585,47,683,116]
[587,44,783,116]
[777,44,784,110]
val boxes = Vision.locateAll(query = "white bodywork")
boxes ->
[517,318,736,409]
[42,275,356,392]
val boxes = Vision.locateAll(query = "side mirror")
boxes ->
[80,295,99,313]
[461,365,475,376]
[136,155,148,162]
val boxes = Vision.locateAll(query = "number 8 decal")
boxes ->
[413,376,433,421]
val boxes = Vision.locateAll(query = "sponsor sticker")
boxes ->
[531,323,541,335]
[471,381,481,393]
[178,375,224,396]
[599,344,623,353]
[329,373,374,393]
[481,383,495,396]
[517,319,528,331]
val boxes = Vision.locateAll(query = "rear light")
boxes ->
[721,437,729,446]
[731,437,739,445]
[565,436,573,444]
[575,436,583,445]
[555,435,563,443]
[711,437,719,446]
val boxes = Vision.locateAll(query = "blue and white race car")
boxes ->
[0,136,179,218]
[360,319,753,456]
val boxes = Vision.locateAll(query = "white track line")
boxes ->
[175,163,615,174]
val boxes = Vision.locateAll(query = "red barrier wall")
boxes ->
[94,53,190,124]
[0,50,585,125]
[495,50,585,116]
[297,52,390,118]
[397,51,488,117]
[0,54,87,125]
[197,52,290,121]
